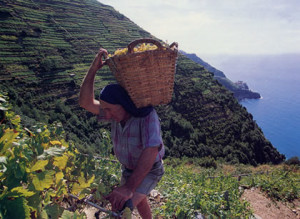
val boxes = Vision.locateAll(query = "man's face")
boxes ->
[100,100,129,123]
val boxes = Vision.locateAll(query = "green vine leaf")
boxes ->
[11,115,21,126]
[60,210,86,219]
[30,160,48,172]
[122,207,132,219]
[26,193,42,217]
[10,187,35,198]
[32,170,55,191]
[1,197,31,219]
[53,155,68,170]
[44,203,64,219]
[71,175,95,196]
[55,171,64,184]
[0,129,18,154]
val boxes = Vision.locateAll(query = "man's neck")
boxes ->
[120,114,131,127]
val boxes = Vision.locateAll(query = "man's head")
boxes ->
[99,99,129,123]
[99,84,153,119]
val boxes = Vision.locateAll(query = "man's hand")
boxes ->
[105,185,133,211]
[90,48,108,71]
[79,47,108,114]
[105,147,159,211]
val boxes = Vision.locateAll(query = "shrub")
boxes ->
[285,156,300,166]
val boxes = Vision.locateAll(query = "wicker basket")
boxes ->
[106,38,178,108]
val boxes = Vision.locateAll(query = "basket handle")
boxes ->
[127,38,163,54]
[169,42,178,50]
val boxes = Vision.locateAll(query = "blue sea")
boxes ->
[203,54,300,159]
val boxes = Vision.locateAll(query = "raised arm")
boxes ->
[79,48,108,114]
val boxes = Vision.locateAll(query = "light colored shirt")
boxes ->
[111,109,165,169]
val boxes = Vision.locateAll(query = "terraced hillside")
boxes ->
[0,0,285,164]
[0,0,151,97]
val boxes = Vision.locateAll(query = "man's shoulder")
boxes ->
[134,109,158,121]
[149,109,159,120]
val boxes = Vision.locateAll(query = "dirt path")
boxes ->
[241,188,300,219]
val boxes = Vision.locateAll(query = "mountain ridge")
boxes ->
[180,51,261,101]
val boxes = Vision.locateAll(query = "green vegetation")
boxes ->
[154,158,299,218]
[156,55,284,165]
[0,92,121,218]
[1,92,298,218]
[0,0,285,169]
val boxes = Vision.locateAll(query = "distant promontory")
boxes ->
[180,51,261,101]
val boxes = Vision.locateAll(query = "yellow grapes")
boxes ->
[109,48,128,57]
[108,43,158,57]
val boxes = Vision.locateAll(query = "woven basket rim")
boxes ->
[106,47,177,62]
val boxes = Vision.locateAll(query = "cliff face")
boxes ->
[0,0,284,164]
[181,51,261,101]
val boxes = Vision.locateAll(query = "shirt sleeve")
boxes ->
[141,110,163,148]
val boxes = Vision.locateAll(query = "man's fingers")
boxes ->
[117,199,126,210]
[109,196,125,210]
[98,48,108,55]
[105,189,131,210]
[104,193,111,200]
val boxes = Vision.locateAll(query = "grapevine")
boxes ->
[0,92,124,218]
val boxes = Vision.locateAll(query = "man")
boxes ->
[79,48,165,218]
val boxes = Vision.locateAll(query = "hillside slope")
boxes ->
[0,0,284,164]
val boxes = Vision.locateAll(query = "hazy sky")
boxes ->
[98,0,300,57]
